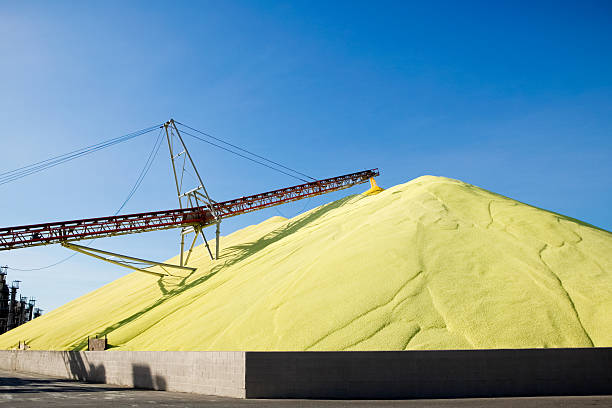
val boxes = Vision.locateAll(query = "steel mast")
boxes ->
[163,119,220,264]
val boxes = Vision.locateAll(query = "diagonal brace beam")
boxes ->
[61,242,196,277]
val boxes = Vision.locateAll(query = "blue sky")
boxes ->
[1,1,611,311]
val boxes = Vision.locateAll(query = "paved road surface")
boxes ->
[1,369,611,407]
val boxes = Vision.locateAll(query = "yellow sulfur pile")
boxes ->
[1,175,611,351]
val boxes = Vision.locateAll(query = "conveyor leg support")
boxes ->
[200,229,214,261]
[215,222,221,260]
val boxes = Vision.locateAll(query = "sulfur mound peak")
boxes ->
[1,176,611,351]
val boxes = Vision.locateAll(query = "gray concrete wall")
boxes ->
[244,348,612,399]
[1,348,611,399]
[0,350,245,398]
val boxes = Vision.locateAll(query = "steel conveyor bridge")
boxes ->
[0,169,378,251]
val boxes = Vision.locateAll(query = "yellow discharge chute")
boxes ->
[363,177,384,195]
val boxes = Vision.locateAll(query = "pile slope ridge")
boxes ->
[1,175,611,351]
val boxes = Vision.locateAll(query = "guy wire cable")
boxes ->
[7,128,165,272]
[0,123,162,186]
[179,129,310,183]
[175,121,317,181]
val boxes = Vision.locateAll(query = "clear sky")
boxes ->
[1,1,611,312]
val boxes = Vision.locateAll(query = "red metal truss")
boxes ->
[0,169,379,251]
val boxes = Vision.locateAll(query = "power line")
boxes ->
[175,121,316,181]
[7,254,80,272]
[7,128,165,272]
[0,124,162,186]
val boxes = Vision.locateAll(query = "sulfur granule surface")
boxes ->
[1,176,611,351]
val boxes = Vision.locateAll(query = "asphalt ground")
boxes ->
[1,369,611,407]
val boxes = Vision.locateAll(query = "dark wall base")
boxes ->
[245,348,612,399]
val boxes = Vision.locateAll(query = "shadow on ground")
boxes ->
[0,375,126,394]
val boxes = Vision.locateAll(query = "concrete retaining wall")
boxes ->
[0,348,611,399]
[245,348,612,399]
[0,350,245,398]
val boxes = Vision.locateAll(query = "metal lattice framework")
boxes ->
[0,169,379,252]
[1,117,379,275]
[163,119,220,265]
